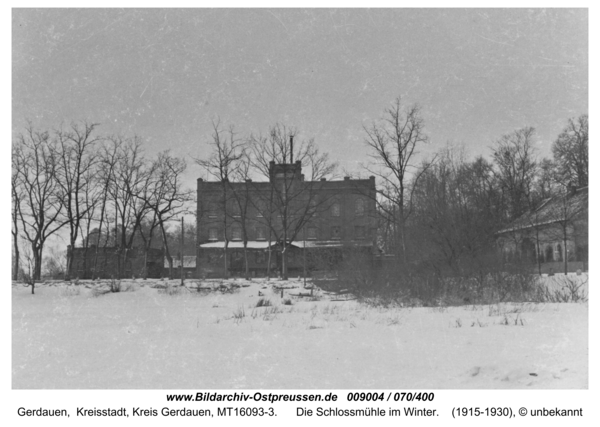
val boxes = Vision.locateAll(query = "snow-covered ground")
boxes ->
[12,277,588,389]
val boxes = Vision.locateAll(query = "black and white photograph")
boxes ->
[10,5,590,406]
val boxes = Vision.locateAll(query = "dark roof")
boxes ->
[498,187,588,234]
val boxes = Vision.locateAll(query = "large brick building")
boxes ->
[196,161,377,277]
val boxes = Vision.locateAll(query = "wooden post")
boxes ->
[303,227,307,288]
[181,217,184,285]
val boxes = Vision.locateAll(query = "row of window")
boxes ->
[510,241,588,264]
[205,248,345,267]
[538,243,586,263]
[208,225,367,241]
[205,198,368,218]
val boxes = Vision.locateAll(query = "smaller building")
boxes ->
[67,246,164,279]
[164,256,196,278]
[496,186,588,274]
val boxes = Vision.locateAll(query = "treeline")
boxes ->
[12,98,588,292]
[12,122,192,287]
[367,98,587,299]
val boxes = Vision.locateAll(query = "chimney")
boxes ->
[320,178,326,182]
[290,135,294,164]
[344,176,350,181]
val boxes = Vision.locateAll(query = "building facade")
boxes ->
[196,161,378,277]
[496,186,588,274]
[67,246,164,279]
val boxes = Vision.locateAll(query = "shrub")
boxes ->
[109,277,122,293]
[92,287,111,297]
[121,281,138,293]
[159,283,182,296]
[255,298,272,307]
[60,286,80,297]
[232,306,245,323]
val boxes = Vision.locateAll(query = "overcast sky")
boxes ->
[13,8,588,186]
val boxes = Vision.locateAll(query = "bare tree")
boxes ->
[77,163,103,278]
[195,119,245,279]
[14,124,67,286]
[91,138,121,276]
[532,158,559,204]
[552,114,588,188]
[12,144,25,281]
[230,156,254,279]
[410,147,506,284]
[140,150,191,279]
[54,122,102,280]
[363,96,430,263]
[492,127,538,221]
[549,187,587,274]
[249,125,337,279]
[106,136,151,278]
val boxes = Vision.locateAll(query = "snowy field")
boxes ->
[12,276,588,389]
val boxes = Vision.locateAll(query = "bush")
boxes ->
[109,278,122,293]
[255,298,272,307]
[60,286,80,297]
[159,283,183,296]
[352,260,542,308]
[232,306,245,323]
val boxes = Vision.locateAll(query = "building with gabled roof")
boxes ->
[496,186,588,274]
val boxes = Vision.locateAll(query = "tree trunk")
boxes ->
[243,240,249,280]
[143,249,148,280]
[563,227,569,275]
[12,235,19,281]
[66,242,74,281]
[223,240,229,279]
[34,248,42,281]
[535,232,541,276]
[81,243,89,280]
[266,232,272,280]
[159,220,174,279]
[281,243,288,280]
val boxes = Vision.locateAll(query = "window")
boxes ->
[256,201,265,217]
[331,226,341,240]
[208,228,218,241]
[255,251,266,264]
[232,225,242,241]
[309,199,318,217]
[555,243,563,262]
[207,202,218,218]
[307,227,317,240]
[208,253,219,265]
[355,198,365,216]
[354,225,365,239]
[331,202,340,217]
[256,227,266,240]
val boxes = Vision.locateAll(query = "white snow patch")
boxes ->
[12,278,588,389]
